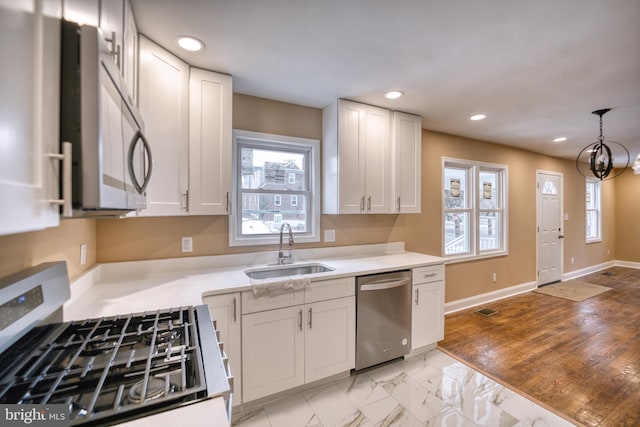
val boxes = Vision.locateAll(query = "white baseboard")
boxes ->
[445,281,537,314]
[562,261,615,281]
[615,260,640,269]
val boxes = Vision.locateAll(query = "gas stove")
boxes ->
[0,262,231,426]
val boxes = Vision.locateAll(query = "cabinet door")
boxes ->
[337,100,367,213]
[122,0,137,104]
[99,0,124,71]
[305,297,355,383]
[137,36,189,216]
[411,281,445,350]
[393,112,422,213]
[202,293,242,406]
[363,105,391,213]
[242,306,304,402]
[188,68,233,215]
[0,0,61,236]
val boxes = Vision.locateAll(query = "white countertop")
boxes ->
[64,242,445,321]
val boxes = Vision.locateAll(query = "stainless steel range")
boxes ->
[0,262,231,426]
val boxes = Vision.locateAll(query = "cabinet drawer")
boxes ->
[242,289,305,314]
[305,277,355,304]
[412,265,444,285]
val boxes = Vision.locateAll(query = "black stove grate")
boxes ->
[0,307,208,425]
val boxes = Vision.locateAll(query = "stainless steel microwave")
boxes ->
[60,21,152,216]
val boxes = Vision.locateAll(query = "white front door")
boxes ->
[537,171,563,285]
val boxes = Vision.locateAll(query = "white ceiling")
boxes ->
[131,0,640,165]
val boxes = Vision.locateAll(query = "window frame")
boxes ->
[442,157,508,262]
[585,178,602,243]
[230,130,320,247]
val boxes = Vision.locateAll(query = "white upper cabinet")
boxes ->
[0,0,62,236]
[188,68,233,215]
[392,112,422,213]
[137,36,189,216]
[62,0,99,26]
[122,0,138,104]
[136,44,232,217]
[323,99,392,214]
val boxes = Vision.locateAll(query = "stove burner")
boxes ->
[127,377,174,404]
[143,329,181,346]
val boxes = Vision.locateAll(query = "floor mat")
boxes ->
[533,279,611,302]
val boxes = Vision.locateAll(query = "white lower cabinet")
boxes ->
[411,281,445,350]
[242,305,305,402]
[242,294,355,403]
[202,293,242,406]
[305,297,355,383]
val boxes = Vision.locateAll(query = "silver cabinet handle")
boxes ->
[415,289,420,305]
[360,278,411,291]
[424,272,438,278]
[127,130,153,193]
[360,195,365,212]
[367,196,371,212]
[397,196,401,213]
[48,141,72,217]
[232,297,237,323]
[298,310,303,331]
[308,307,312,329]
[226,191,230,214]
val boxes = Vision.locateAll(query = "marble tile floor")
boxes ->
[232,349,575,427]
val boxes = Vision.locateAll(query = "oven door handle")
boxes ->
[360,278,410,291]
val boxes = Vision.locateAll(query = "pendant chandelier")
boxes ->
[576,109,630,180]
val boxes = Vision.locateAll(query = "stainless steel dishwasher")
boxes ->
[356,270,412,370]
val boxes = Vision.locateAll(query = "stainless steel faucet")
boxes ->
[277,223,294,265]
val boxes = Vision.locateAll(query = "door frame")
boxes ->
[536,170,564,286]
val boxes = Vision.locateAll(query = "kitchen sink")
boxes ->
[244,263,335,280]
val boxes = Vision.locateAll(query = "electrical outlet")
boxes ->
[607,249,611,255]
[571,257,575,264]
[324,229,336,243]
[181,237,193,253]
[80,243,87,265]
[492,273,497,283]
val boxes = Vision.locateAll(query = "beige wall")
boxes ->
[615,171,640,262]
[0,93,629,304]
[0,219,96,280]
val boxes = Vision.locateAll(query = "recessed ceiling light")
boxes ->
[470,114,487,121]
[552,137,568,142]
[385,90,404,99]
[176,36,205,52]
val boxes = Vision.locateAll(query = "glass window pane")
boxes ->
[240,147,306,190]
[586,210,599,240]
[444,167,467,209]
[479,170,498,209]
[586,181,596,209]
[444,212,470,255]
[241,193,307,234]
[479,212,500,251]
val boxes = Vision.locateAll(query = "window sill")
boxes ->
[229,234,320,247]
[444,250,509,264]
[586,238,602,244]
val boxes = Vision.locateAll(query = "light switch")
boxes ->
[564,213,569,221]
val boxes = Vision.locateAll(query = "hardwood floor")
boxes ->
[438,267,640,427]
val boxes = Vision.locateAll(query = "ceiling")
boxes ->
[131,0,640,165]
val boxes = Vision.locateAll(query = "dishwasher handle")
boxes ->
[360,278,411,291]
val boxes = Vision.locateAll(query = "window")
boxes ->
[586,178,601,242]
[230,130,320,246]
[443,158,508,260]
